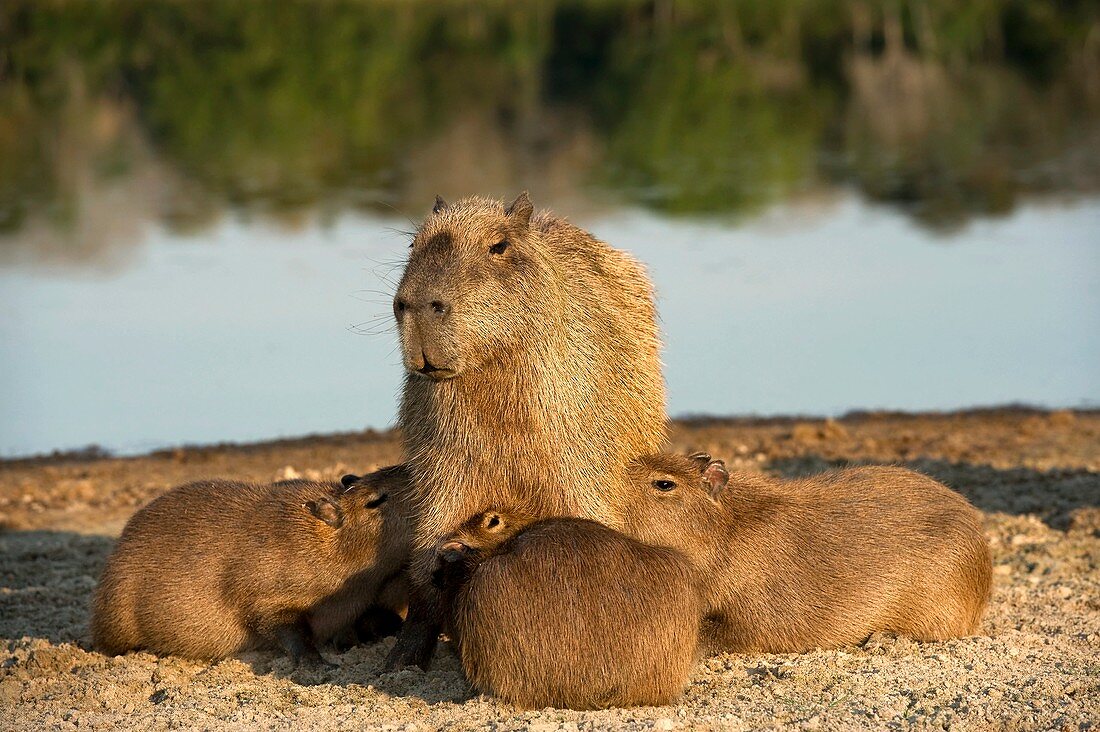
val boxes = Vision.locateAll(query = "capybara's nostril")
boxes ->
[430,300,450,316]
[394,298,408,315]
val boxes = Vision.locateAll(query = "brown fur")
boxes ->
[90,467,410,661]
[616,455,993,653]
[396,193,666,557]
[435,511,700,710]
[388,193,666,666]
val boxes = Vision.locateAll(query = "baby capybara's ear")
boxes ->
[306,498,344,529]
[432,541,472,590]
[433,195,448,214]
[481,513,504,532]
[439,540,470,564]
[689,452,712,471]
[340,474,361,490]
[702,461,729,502]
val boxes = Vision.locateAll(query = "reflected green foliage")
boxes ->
[1,0,1097,237]
[136,3,425,210]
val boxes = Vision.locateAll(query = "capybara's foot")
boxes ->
[274,621,335,668]
[300,647,337,670]
[356,606,404,643]
[382,621,438,671]
[330,626,359,654]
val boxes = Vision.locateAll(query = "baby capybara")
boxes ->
[434,510,700,710]
[614,454,992,653]
[91,466,410,662]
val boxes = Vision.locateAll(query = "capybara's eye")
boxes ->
[489,240,509,255]
[653,480,676,492]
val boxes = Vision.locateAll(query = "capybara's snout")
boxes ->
[393,280,460,379]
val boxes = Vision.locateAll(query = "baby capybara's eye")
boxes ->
[489,240,509,255]
[653,480,676,491]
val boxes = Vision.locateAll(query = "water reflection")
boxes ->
[1,197,1097,457]
[2,1,1098,455]
[2,0,1099,256]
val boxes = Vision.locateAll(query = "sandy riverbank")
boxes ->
[2,408,1098,730]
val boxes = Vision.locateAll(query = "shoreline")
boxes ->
[4,403,1096,467]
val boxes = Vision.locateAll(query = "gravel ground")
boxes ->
[1,408,1098,731]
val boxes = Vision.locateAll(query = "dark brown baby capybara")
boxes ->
[388,192,668,668]
[91,466,410,662]
[433,510,700,710]
[615,454,993,653]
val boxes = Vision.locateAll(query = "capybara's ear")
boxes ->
[689,452,712,471]
[439,540,470,563]
[340,474,361,490]
[306,498,345,529]
[433,195,448,214]
[505,191,533,229]
[481,513,504,532]
[702,460,729,502]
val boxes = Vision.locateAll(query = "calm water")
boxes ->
[2,1,1098,456]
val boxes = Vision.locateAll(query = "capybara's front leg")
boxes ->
[272,618,333,668]
[382,587,440,671]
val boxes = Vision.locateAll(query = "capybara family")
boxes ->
[91,467,410,661]
[614,454,992,653]
[389,192,668,668]
[434,510,700,710]
[84,192,996,715]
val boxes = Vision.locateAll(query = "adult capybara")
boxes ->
[614,454,993,653]
[387,192,667,668]
[91,466,410,662]
[433,510,700,710]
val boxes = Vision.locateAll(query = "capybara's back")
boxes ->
[830,466,992,640]
[91,480,263,658]
[451,519,699,710]
[619,455,992,653]
[711,466,993,651]
[91,473,405,660]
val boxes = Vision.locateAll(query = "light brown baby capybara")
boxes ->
[91,466,410,662]
[615,454,993,653]
[387,192,668,668]
[433,510,700,710]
